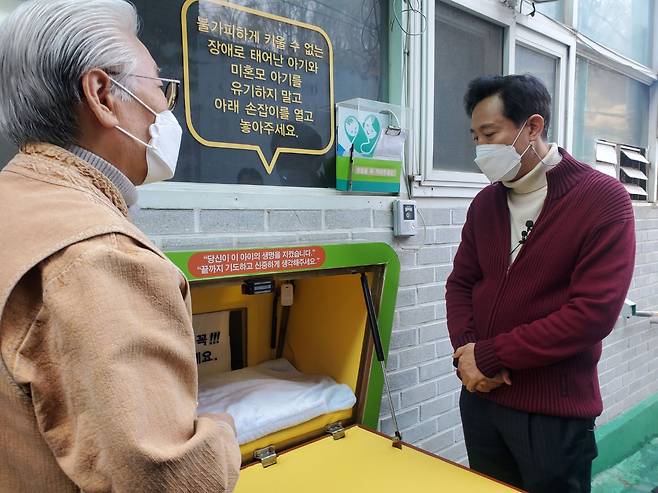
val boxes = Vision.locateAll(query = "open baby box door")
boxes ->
[166,243,519,492]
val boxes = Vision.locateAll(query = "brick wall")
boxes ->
[133,202,658,466]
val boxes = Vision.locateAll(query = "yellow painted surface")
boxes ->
[282,274,367,392]
[191,282,274,366]
[239,409,352,461]
[236,426,519,492]
[191,275,369,459]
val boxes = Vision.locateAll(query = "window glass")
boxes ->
[573,57,650,164]
[433,1,504,173]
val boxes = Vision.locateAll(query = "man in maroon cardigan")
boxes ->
[446,75,635,493]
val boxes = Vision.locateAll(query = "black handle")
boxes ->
[270,291,278,349]
[360,273,385,363]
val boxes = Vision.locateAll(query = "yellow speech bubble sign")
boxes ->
[181,0,335,175]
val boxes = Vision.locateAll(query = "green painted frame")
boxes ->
[165,242,400,429]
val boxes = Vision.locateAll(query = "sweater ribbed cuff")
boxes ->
[474,339,503,378]
[455,330,477,349]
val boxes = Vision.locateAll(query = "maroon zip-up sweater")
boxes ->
[446,149,635,418]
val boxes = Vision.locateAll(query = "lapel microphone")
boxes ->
[519,220,534,244]
[509,220,535,257]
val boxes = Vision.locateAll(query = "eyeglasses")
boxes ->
[120,73,181,111]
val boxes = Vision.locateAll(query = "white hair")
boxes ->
[0,0,140,147]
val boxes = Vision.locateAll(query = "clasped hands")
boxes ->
[453,343,511,393]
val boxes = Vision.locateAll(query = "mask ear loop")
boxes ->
[512,119,532,158]
[109,76,158,150]
[115,125,154,149]
[109,77,158,117]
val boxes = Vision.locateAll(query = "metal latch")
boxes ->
[326,422,346,440]
[253,445,277,468]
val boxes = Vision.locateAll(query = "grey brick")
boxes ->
[435,337,454,357]
[325,209,371,229]
[419,208,451,226]
[386,367,418,392]
[598,369,617,386]
[420,394,453,420]
[352,231,394,243]
[397,250,417,267]
[298,232,351,243]
[399,343,436,368]
[200,210,265,233]
[401,381,437,407]
[419,357,454,381]
[438,442,468,463]
[634,206,658,219]
[267,210,321,232]
[436,302,447,320]
[433,226,463,244]
[419,284,444,304]
[437,408,462,430]
[133,209,195,235]
[419,322,448,344]
[385,353,399,371]
[451,245,459,261]
[379,393,401,417]
[235,234,299,246]
[401,419,438,443]
[420,429,455,453]
[455,424,464,442]
[380,408,418,435]
[160,235,234,252]
[435,265,454,283]
[452,209,468,225]
[418,246,452,265]
[374,209,393,228]
[398,222,435,244]
[390,328,418,350]
[438,373,462,394]
[399,267,434,287]
[399,305,436,326]
[396,287,417,308]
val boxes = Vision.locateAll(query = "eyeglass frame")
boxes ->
[110,73,181,111]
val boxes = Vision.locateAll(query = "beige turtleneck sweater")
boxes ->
[503,143,563,263]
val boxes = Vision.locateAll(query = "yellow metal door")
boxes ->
[235,426,522,492]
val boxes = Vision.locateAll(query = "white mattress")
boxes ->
[197,358,356,444]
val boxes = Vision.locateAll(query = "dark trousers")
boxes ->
[460,388,597,493]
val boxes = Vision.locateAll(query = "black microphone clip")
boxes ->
[519,220,534,244]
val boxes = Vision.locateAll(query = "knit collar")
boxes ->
[496,148,592,201]
[545,148,593,199]
[503,143,561,194]
[66,145,138,208]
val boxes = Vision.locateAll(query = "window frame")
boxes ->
[413,0,658,203]
[514,27,569,148]
[412,0,575,198]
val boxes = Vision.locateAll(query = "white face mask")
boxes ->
[110,77,183,185]
[474,120,531,183]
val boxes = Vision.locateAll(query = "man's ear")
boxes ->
[527,113,546,142]
[80,69,120,129]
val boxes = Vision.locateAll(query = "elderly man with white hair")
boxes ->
[0,1,241,491]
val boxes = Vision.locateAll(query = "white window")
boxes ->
[412,0,573,198]
[432,1,504,175]
[514,28,569,145]
[574,58,650,164]
[535,0,564,23]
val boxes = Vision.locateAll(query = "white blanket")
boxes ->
[197,358,356,444]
